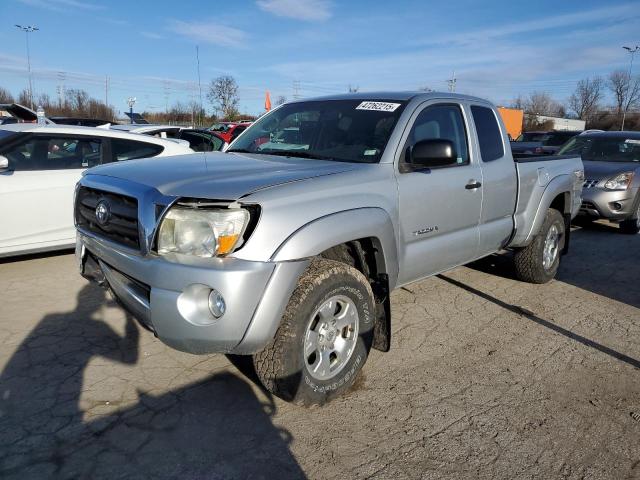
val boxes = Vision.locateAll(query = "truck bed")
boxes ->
[510,154,583,247]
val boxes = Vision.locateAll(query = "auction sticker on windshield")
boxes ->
[356,101,401,112]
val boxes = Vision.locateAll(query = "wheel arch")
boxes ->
[511,175,574,251]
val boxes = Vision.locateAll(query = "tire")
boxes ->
[619,204,640,234]
[253,258,375,406]
[514,208,565,284]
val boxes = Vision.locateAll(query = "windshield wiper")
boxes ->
[227,148,259,154]
[260,150,335,160]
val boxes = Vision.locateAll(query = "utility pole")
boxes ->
[105,75,109,107]
[15,24,39,109]
[292,80,301,100]
[196,45,203,126]
[621,45,639,131]
[447,71,457,93]
[127,97,136,124]
[57,71,66,108]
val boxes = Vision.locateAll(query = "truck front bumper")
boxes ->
[77,232,309,355]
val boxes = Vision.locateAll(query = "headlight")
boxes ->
[157,207,249,257]
[603,172,634,191]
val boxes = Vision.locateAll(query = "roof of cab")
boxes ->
[291,91,493,104]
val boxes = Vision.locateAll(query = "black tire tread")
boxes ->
[253,258,373,406]
[514,209,564,284]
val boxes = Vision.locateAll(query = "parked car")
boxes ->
[0,124,194,257]
[511,130,582,155]
[0,103,54,124]
[50,117,118,127]
[112,125,225,152]
[75,92,583,406]
[559,131,640,234]
[209,121,251,144]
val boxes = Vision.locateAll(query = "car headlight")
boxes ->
[157,207,250,257]
[603,172,634,191]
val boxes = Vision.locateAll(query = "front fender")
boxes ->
[271,207,399,288]
[510,174,575,247]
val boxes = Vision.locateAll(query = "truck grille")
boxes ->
[583,179,599,189]
[75,186,140,249]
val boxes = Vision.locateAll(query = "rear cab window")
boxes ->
[471,105,505,162]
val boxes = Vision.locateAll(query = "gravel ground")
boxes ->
[0,222,638,479]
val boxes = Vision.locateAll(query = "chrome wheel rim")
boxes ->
[542,224,560,270]
[303,295,359,381]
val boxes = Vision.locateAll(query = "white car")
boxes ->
[0,124,194,258]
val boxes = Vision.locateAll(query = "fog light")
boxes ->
[208,289,226,318]
[613,202,623,211]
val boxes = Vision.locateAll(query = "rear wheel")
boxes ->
[514,209,565,284]
[253,259,375,406]
[619,204,640,234]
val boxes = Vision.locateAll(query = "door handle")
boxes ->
[465,181,482,190]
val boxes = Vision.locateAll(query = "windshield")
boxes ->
[210,123,230,132]
[516,132,548,143]
[228,99,407,163]
[558,136,640,163]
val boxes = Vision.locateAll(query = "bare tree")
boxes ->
[510,95,526,110]
[207,75,239,119]
[348,84,359,93]
[608,70,640,118]
[524,91,563,116]
[17,89,30,106]
[568,77,603,120]
[0,87,14,103]
[276,95,287,106]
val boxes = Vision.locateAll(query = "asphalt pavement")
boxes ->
[0,222,638,479]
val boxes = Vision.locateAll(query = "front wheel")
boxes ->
[619,203,640,234]
[513,208,565,284]
[253,259,375,406]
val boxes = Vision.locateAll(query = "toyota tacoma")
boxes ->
[75,92,583,405]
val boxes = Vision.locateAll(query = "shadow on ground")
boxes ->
[0,284,305,479]
[467,223,640,309]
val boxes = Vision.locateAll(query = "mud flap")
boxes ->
[372,275,391,352]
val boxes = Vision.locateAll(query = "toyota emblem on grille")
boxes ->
[95,200,111,225]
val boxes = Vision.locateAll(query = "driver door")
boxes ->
[396,102,482,285]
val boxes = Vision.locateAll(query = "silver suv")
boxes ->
[559,131,640,234]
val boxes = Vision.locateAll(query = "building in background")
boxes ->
[497,107,524,140]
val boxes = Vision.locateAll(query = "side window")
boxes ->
[2,135,102,171]
[111,139,164,161]
[471,106,505,162]
[406,104,469,165]
[180,131,222,152]
[230,125,247,142]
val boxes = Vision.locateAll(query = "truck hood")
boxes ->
[583,160,640,180]
[85,151,360,200]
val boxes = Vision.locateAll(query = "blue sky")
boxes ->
[1,0,639,116]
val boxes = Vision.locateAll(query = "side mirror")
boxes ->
[408,139,458,168]
[0,155,10,172]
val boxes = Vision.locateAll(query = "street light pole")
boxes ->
[15,25,39,109]
[622,45,639,131]
[127,97,136,124]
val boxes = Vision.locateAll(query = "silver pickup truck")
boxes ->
[75,92,583,405]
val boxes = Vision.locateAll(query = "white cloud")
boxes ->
[169,20,247,48]
[16,0,105,11]
[256,0,332,21]
[141,31,163,40]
